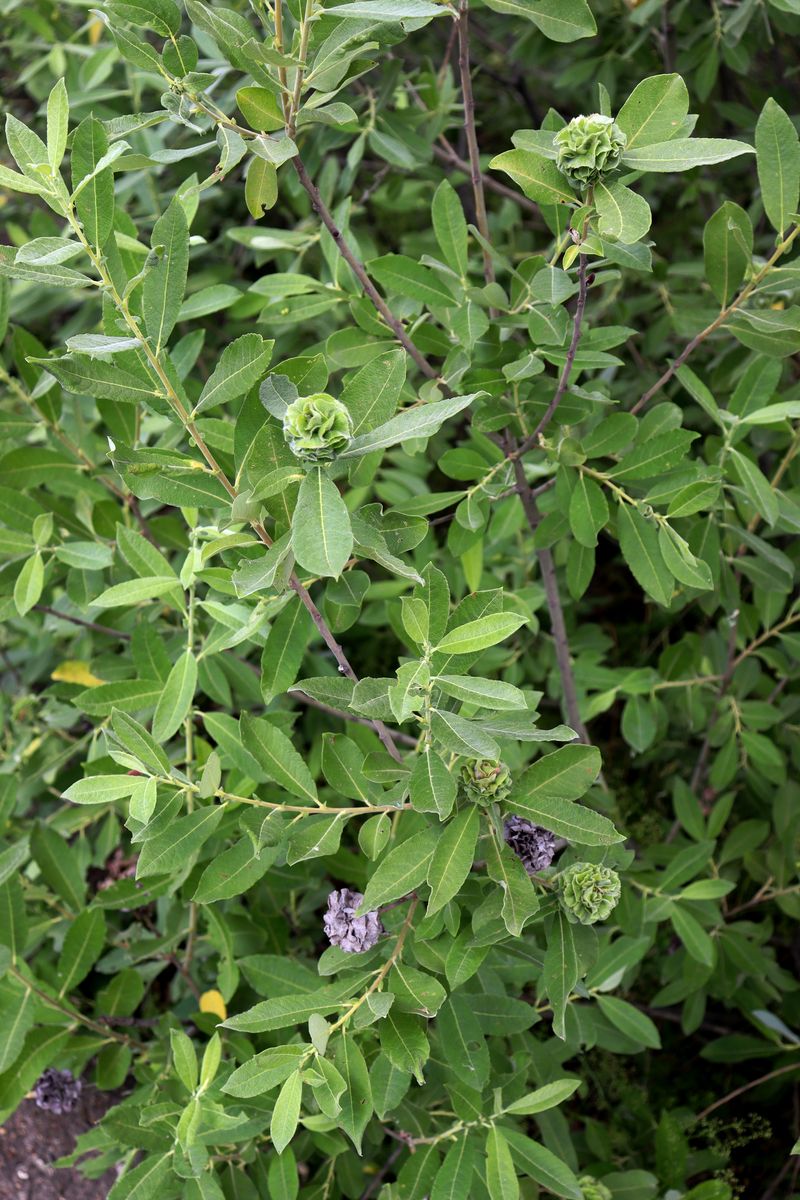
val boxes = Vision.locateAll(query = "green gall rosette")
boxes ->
[460,758,512,804]
[283,392,353,462]
[559,862,621,925]
[578,1178,613,1200]
[554,114,627,187]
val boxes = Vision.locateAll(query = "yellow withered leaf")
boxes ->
[51,660,106,688]
[199,990,227,1020]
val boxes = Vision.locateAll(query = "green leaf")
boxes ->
[338,394,479,459]
[504,1130,582,1199]
[194,333,274,415]
[71,117,114,248]
[13,552,43,616]
[359,827,438,912]
[170,1027,198,1091]
[111,710,171,775]
[409,749,457,820]
[270,1070,302,1154]
[431,1136,477,1200]
[38,354,161,406]
[596,995,661,1049]
[595,181,652,244]
[512,744,601,803]
[291,466,353,579]
[703,201,752,305]
[58,907,106,995]
[489,149,576,205]
[426,807,479,915]
[332,1033,372,1153]
[107,1153,173,1200]
[481,0,594,40]
[434,612,526,655]
[617,504,673,606]
[504,1078,581,1115]
[223,1045,308,1097]
[437,995,489,1087]
[484,832,539,935]
[106,0,181,35]
[46,78,69,174]
[669,903,716,967]
[236,86,285,132]
[30,824,85,911]
[136,805,224,878]
[143,197,189,351]
[432,180,469,277]
[93,576,182,609]
[240,713,319,805]
[569,475,608,548]
[433,675,526,711]
[621,138,754,172]
[192,837,275,902]
[755,98,800,236]
[729,448,779,526]
[486,1127,520,1200]
[151,650,197,743]
[327,0,444,15]
[362,255,450,304]
[62,774,138,806]
[616,74,690,149]
[245,156,278,217]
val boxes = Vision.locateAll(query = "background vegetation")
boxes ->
[1,0,799,1197]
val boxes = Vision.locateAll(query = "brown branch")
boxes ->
[291,155,439,381]
[457,0,494,288]
[511,453,592,746]
[694,1061,800,1123]
[631,224,800,415]
[35,605,132,640]
[289,689,418,747]
[512,254,589,458]
[289,576,403,761]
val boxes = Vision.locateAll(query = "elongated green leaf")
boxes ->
[504,1130,582,1199]
[143,197,189,351]
[223,1045,308,1097]
[46,78,69,174]
[595,181,652,244]
[755,98,800,236]
[621,137,753,172]
[58,907,106,995]
[359,827,438,913]
[617,504,673,606]
[616,74,689,149]
[332,1033,372,1153]
[489,149,576,205]
[72,116,114,248]
[431,1136,477,1200]
[482,0,594,40]
[369,254,455,308]
[291,466,353,578]
[136,805,224,878]
[240,713,318,804]
[703,201,752,305]
[194,333,274,415]
[152,650,197,742]
[432,180,469,277]
[486,1127,520,1200]
[271,1070,303,1154]
[435,612,526,655]
[596,995,661,1049]
[426,807,479,916]
[338,394,479,459]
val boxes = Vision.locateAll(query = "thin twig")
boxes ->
[35,605,132,640]
[512,254,589,458]
[291,156,439,381]
[631,224,800,414]
[694,1061,800,1123]
[456,0,494,287]
[289,689,418,747]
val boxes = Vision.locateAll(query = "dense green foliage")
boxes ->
[1,0,799,1197]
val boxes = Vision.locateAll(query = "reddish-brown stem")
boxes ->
[457,0,494,288]
[291,156,439,382]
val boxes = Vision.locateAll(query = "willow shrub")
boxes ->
[1,0,799,1197]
